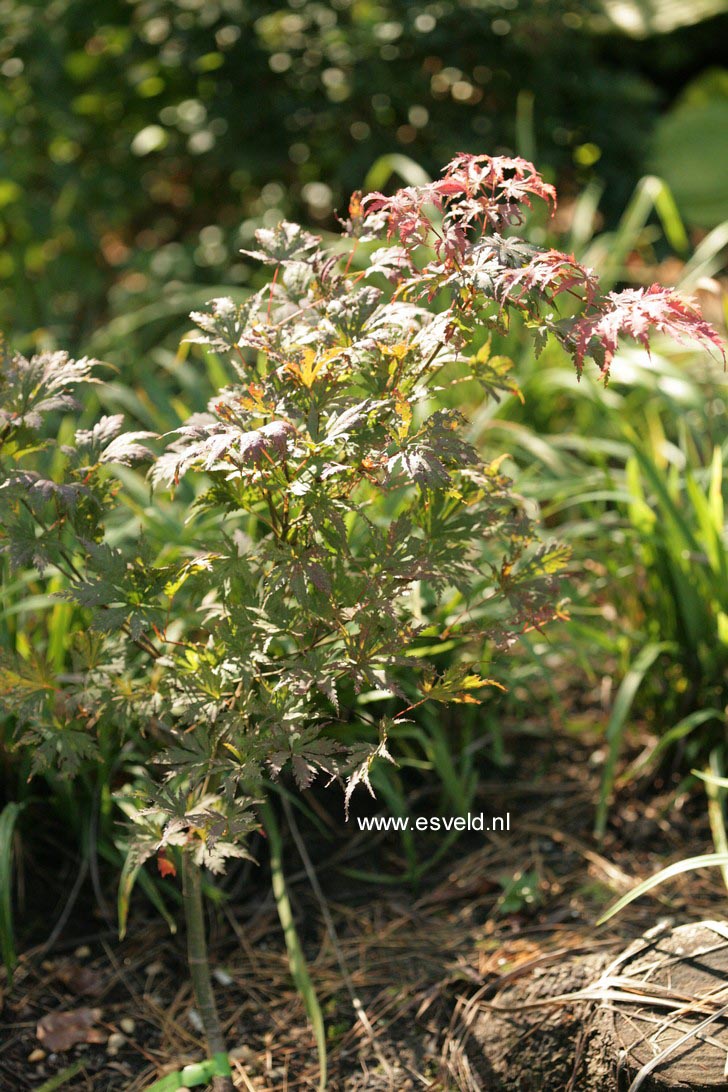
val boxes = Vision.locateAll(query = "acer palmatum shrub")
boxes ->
[0,155,722,1083]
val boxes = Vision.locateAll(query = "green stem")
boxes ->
[181,852,232,1092]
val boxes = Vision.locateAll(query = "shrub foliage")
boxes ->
[0,154,722,872]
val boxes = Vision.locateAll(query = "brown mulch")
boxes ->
[1,728,725,1091]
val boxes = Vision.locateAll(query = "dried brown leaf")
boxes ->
[55,962,105,998]
[36,1007,105,1051]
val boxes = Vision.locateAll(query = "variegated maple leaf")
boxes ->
[570,284,726,377]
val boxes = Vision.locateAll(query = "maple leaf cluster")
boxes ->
[350,153,723,379]
[358,153,556,253]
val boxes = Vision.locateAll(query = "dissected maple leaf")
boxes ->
[0,349,98,431]
[151,418,293,486]
[344,730,397,819]
[494,249,599,309]
[241,221,321,265]
[100,430,157,466]
[75,414,125,450]
[361,185,434,247]
[571,284,726,378]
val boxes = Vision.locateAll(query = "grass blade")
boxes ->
[35,1060,86,1091]
[622,709,723,782]
[694,769,728,790]
[594,641,671,840]
[515,89,536,164]
[591,175,688,286]
[704,751,728,894]
[0,801,24,977]
[363,153,431,192]
[680,220,728,288]
[117,847,141,941]
[628,439,700,554]
[597,853,728,925]
[568,177,605,252]
[261,799,327,1092]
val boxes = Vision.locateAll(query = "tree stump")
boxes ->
[468,922,728,1090]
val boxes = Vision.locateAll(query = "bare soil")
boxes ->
[1,728,726,1091]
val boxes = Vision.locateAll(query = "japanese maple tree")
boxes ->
[0,153,722,1086]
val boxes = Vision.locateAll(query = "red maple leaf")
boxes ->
[157,850,176,878]
[495,249,599,309]
[436,153,557,227]
[572,284,726,378]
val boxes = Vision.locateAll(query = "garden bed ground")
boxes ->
[1,726,725,1091]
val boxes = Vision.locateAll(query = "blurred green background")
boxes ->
[1,0,727,352]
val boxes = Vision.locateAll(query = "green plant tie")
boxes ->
[146,1053,232,1090]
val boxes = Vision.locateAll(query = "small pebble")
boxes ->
[213,968,233,986]
[106,1031,127,1057]
[28,1049,46,1064]
[74,945,91,959]
[145,961,163,977]
[120,1017,136,1034]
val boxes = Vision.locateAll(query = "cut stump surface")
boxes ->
[470,921,728,1091]
[610,920,728,1090]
